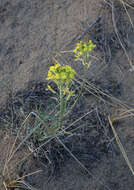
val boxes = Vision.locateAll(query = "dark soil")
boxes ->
[0,0,134,190]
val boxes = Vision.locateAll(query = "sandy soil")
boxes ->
[0,0,134,190]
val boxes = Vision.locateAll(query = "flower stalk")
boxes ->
[46,63,76,131]
[73,40,96,89]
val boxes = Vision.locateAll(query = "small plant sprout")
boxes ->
[46,63,76,129]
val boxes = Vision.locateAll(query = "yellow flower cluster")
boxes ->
[73,40,96,59]
[46,63,76,86]
[46,64,76,98]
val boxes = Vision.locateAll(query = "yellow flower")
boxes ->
[73,48,78,54]
[46,64,76,88]
[73,40,96,69]
[73,40,96,61]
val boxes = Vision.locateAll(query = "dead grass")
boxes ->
[1,0,134,189]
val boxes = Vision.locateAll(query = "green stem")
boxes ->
[81,54,88,92]
[59,85,64,129]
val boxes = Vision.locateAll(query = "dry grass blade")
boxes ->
[111,109,134,121]
[3,181,8,190]
[108,116,134,176]
[1,109,95,189]
[6,109,95,180]
[104,0,134,70]
[15,169,42,182]
[3,167,42,190]
[111,1,134,71]
[2,112,40,179]
[20,180,40,190]
[1,111,45,190]
[120,0,134,29]
[118,0,134,10]
[2,139,12,177]
[74,76,131,110]
[6,111,49,165]
[3,111,35,170]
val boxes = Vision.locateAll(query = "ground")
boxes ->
[0,0,134,190]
